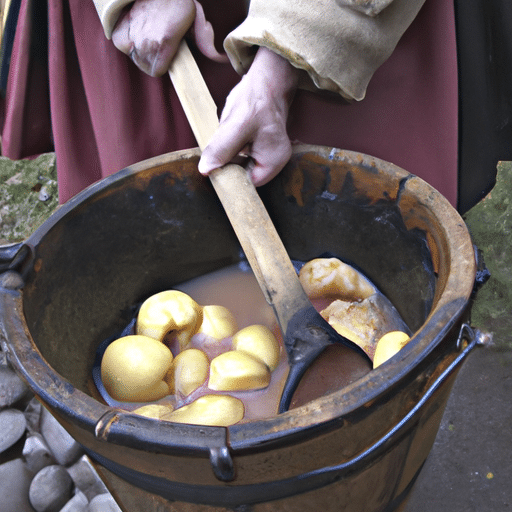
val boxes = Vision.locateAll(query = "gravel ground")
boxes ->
[0,153,59,245]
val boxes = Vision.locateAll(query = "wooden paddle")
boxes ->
[168,41,369,412]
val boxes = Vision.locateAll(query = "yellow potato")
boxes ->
[232,325,280,371]
[163,395,244,426]
[132,404,174,419]
[198,305,238,340]
[136,290,202,349]
[101,335,173,402]
[299,257,376,301]
[209,350,271,391]
[373,331,411,368]
[169,348,209,396]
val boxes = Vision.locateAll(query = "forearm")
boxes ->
[249,46,299,109]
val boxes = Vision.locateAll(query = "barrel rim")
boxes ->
[2,144,476,454]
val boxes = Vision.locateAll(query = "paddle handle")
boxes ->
[168,41,308,327]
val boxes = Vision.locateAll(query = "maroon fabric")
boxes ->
[1,0,52,158]
[1,0,457,206]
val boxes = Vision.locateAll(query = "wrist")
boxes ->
[251,46,300,100]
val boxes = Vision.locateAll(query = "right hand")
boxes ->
[198,47,300,186]
[112,0,226,77]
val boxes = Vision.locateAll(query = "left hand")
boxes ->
[112,0,226,77]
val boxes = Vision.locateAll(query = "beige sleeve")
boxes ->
[224,0,426,100]
[92,0,134,39]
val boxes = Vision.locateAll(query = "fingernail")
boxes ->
[198,157,215,175]
[197,159,208,175]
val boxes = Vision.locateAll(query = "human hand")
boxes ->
[112,0,226,77]
[198,47,300,186]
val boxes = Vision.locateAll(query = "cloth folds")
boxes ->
[225,0,426,101]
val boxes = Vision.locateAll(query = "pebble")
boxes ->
[0,458,36,512]
[29,464,73,512]
[0,345,121,511]
[0,408,27,453]
[0,269,25,290]
[22,433,56,473]
[59,490,89,512]
[38,185,51,202]
[67,455,108,501]
[40,406,83,466]
[24,397,42,434]
[0,364,29,407]
[88,493,123,512]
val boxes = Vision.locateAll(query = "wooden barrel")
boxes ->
[0,145,478,511]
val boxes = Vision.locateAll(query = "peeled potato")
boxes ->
[299,257,376,302]
[163,395,244,426]
[320,291,410,360]
[232,325,280,371]
[169,348,209,396]
[373,331,411,368]
[198,305,238,340]
[133,404,174,419]
[136,290,202,349]
[209,350,271,391]
[101,335,173,402]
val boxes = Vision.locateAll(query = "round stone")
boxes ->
[0,458,35,512]
[0,364,29,407]
[59,490,88,512]
[22,434,56,473]
[0,408,27,454]
[88,493,122,512]
[67,455,108,500]
[40,406,83,466]
[29,465,74,512]
[0,270,24,290]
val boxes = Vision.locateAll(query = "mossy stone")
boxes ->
[0,153,58,243]
[464,161,512,349]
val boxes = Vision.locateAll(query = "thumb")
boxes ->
[198,148,225,175]
[198,124,252,175]
[111,8,132,54]
[192,0,229,63]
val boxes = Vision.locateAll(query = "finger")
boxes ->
[127,38,178,77]
[248,137,292,186]
[111,9,133,55]
[148,42,179,76]
[246,120,292,186]
[198,121,254,175]
[129,48,153,75]
[192,0,229,63]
